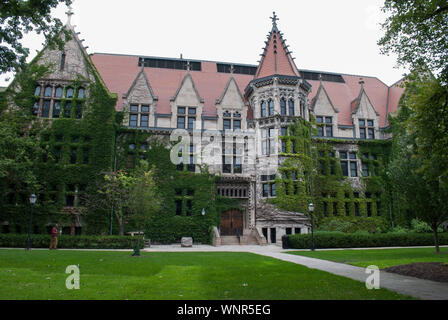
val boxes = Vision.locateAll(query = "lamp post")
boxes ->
[308,202,315,251]
[26,194,37,251]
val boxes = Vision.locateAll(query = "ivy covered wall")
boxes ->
[272,119,393,231]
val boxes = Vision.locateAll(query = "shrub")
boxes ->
[0,234,144,249]
[318,217,388,234]
[288,231,448,249]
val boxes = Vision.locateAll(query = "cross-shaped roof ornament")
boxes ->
[66,4,74,25]
[270,11,279,29]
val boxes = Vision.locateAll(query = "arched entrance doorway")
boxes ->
[220,210,243,236]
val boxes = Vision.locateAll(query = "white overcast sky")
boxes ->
[0,0,408,87]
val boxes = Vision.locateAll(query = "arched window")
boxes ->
[55,87,63,98]
[44,86,53,97]
[78,87,85,99]
[288,99,295,116]
[280,98,287,115]
[34,86,41,97]
[261,101,267,117]
[268,99,274,116]
[66,87,74,99]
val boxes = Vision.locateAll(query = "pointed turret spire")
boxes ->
[254,12,301,79]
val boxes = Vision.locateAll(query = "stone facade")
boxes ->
[9,13,405,245]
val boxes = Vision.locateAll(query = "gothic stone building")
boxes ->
[3,13,404,245]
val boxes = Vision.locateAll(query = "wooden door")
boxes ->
[220,210,243,236]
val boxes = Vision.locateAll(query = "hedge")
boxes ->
[287,231,448,249]
[0,234,144,249]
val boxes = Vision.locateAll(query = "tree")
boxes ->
[0,0,72,74]
[128,161,161,232]
[388,72,448,253]
[89,161,160,236]
[378,0,448,81]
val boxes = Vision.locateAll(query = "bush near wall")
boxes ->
[0,234,143,249]
[287,231,448,249]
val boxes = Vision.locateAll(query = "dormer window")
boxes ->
[316,116,333,137]
[176,106,195,129]
[359,119,375,139]
[129,104,151,128]
[223,111,241,131]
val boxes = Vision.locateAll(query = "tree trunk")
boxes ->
[115,208,124,236]
[432,225,440,254]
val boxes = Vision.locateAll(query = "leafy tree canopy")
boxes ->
[378,0,448,80]
[0,0,72,74]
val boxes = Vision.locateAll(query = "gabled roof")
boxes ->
[254,13,301,79]
[311,80,339,113]
[216,76,245,105]
[170,71,204,104]
[124,67,158,100]
[351,82,380,116]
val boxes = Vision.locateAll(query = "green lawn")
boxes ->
[0,249,413,300]
[289,247,448,269]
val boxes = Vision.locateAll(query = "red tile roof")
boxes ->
[91,53,404,128]
[255,29,300,79]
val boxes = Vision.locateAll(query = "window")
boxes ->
[53,101,61,118]
[280,98,287,115]
[66,87,74,99]
[44,86,53,97]
[42,100,51,118]
[222,137,243,174]
[316,116,333,137]
[177,116,185,129]
[55,87,63,98]
[288,99,294,116]
[268,99,274,116]
[340,152,358,177]
[78,88,85,99]
[76,103,83,119]
[362,163,369,177]
[281,127,288,136]
[359,119,375,139]
[261,101,267,117]
[262,175,276,198]
[177,107,196,130]
[34,86,41,97]
[129,114,138,127]
[261,128,276,156]
[223,119,231,130]
[137,114,147,128]
[188,117,195,129]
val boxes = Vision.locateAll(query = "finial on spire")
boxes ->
[186,61,191,71]
[270,11,279,29]
[66,4,74,25]
[230,64,235,75]
[359,77,365,86]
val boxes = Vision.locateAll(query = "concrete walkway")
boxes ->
[143,245,448,300]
